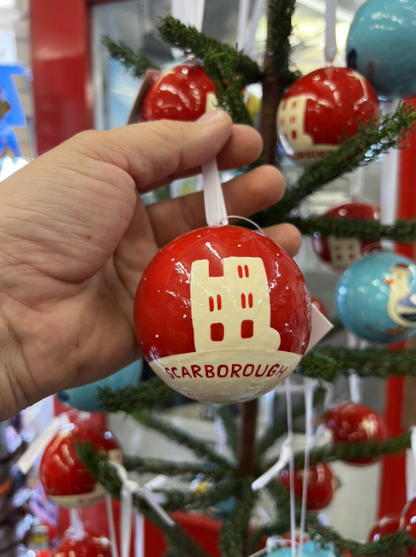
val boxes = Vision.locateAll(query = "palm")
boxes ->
[0,117,300,419]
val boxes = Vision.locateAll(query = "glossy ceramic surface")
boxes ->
[142,63,216,122]
[56,360,143,412]
[347,0,416,99]
[367,514,400,542]
[313,200,381,273]
[324,403,387,465]
[39,421,121,508]
[401,498,416,555]
[277,67,380,166]
[336,251,416,343]
[134,225,311,404]
[55,534,112,557]
[280,462,335,510]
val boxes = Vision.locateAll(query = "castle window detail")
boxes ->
[241,320,254,339]
[244,265,249,277]
[209,296,214,312]
[238,265,243,278]
[211,323,224,342]
[248,293,253,308]
[241,293,246,308]
[217,294,222,310]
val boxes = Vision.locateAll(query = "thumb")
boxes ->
[70,110,234,192]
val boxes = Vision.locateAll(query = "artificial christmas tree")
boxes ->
[52,1,416,556]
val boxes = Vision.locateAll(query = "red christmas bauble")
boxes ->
[142,63,216,122]
[401,499,416,556]
[134,225,311,403]
[367,514,401,542]
[277,67,380,166]
[311,296,328,318]
[312,200,381,272]
[39,421,122,508]
[323,403,387,465]
[280,462,335,511]
[55,533,112,557]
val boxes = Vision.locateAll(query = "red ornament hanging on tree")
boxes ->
[142,63,217,122]
[134,225,312,404]
[401,498,416,556]
[280,462,335,510]
[312,200,381,272]
[55,533,112,557]
[277,67,380,166]
[39,421,122,508]
[323,403,388,465]
[367,514,401,542]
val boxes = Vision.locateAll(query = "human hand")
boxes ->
[0,111,301,419]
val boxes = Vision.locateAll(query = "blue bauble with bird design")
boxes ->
[336,251,416,343]
[346,0,416,99]
[253,541,335,557]
[56,360,143,412]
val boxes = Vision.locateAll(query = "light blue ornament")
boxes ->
[263,548,317,557]
[254,540,335,557]
[57,360,143,412]
[336,251,416,343]
[346,0,416,99]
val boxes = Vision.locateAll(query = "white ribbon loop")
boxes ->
[70,508,85,541]
[105,494,119,557]
[16,413,70,475]
[407,427,416,502]
[347,333,362,404]
[202,158,228,227]
[325,0,338,64]
[245,0,266,56]
[252,439,293,491]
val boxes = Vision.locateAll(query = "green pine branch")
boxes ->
[299,347,416,382]
[158,16,263,85]
[124,455,227,481]
[216,406,238,458]
[268,103,416,220]
[98,377,174,412]
[268,0,300,86]
[307,514,414,557]
[284,216,416,244]
[133,410,234,469]
[159,478,238,512]
[294,432,411,468]
[102,36,159,78]
[219,478,256,557]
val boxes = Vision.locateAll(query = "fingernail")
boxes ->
[197,110,226,125]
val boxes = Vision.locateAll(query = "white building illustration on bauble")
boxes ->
[190,256,281,352]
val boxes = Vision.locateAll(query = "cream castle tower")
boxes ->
[190,256,281,352]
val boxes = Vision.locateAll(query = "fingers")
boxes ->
[147,165,285,246]
[72,111,263,192]
[263,223,303,257]
[151,124,263,187]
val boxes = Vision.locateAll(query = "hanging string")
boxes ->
[70,508,85,541]
[349,166,365,201]
[285,377,296,557]
[244,0,266,56]
[347,333,362,404]
[407,427,416,502]
[106,494,119,557]
[237,0,250,50]
[299,379,317,557]
[325,0,338,65]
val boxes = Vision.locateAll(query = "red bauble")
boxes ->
[280,462,335,511]
[277,67,380,166]
[312,200,381,272]
[367,514,401,542]
[55,533,111,557]
[135,225,311,404]
[311,296,328,318]
[39,421,121,508]
[142,64,216,122]
[401,498,416,556]
[324,403,388,465]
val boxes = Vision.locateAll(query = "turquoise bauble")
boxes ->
[57,360,143,412]
[346,0,416,99]
[336,251,416,343]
